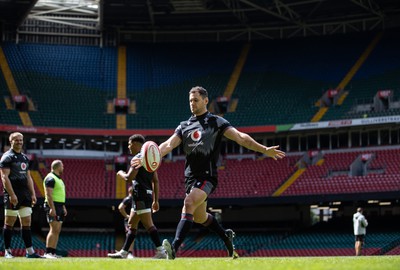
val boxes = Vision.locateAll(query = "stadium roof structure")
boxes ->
[104,0,400,42]
[0,0,38,28]
[1,0,400,43]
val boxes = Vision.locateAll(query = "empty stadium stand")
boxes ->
[32,147,399,200]
[1,31,399,129]
[323,32,400,121]
[282,148,400,196]
[1,43,116,128]
[40,158,116,199]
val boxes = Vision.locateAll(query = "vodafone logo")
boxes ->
[21,163,27,170]
[190,129,202,142]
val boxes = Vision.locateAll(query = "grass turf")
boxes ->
[1,256,400,270]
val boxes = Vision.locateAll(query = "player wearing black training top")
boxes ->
[108,134,166,259]
[176,109,231,192]
[132,86,285,259]
[0,132,42,258]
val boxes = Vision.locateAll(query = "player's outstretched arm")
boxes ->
[131,134,181,169]
[224,127,285,160]
[159,134,181,157]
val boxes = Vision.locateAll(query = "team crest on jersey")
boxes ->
[21,162,27,170]
[190,129,202,142]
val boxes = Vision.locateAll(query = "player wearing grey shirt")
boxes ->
[353,207,368,256]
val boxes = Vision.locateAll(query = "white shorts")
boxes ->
[5,207,32,218]
[131,208,151,215]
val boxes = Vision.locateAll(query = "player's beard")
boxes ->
[191,106,206,116]
[13,143,23,153]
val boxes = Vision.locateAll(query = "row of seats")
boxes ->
[283,149,400,196]
[386,246,400,255]
[27,148,400,199]
[40,158,116,199]
[1,228,399,257]
[1,31,399,129]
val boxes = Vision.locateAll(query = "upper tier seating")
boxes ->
[2,31,398,128]
[0,71,21,125]
[322,31,400,121]
[2,43,116,129]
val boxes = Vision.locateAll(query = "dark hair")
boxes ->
[189,86,208,98]
[128,134,145,144]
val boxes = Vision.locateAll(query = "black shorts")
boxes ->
[132,192,153,213]
[3,189,32,210]
[185,178,216,196]
[355,234,366,243]
[44,202,65,223]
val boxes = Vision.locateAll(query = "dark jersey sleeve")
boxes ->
[44,176,56,189]
[174,124,183,139]
[216,115,232,133]
[0,153,12,169]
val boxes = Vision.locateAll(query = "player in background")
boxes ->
[117,186,135,259]
[43,160,67,259]
[108,134,166,259]
[0,132,42,258]
[353,207,368,256]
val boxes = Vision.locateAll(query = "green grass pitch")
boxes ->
[1,256,400,270]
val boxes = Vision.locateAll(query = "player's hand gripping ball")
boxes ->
[140,141,161,172]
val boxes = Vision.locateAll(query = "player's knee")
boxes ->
[183,196,196,209]
[53,227,62,234]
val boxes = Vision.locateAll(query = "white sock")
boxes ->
[26,247,35,255]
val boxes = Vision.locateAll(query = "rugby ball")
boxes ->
[140,141,162,172]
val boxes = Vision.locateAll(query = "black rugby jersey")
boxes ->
[175,111,232,180]
[0,149,30,192]
[131,154,154,196]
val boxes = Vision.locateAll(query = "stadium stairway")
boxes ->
[115,172,127,199]
[116,45,127,130]
[282,148,400,196]
[0,46,33,126]
[0,72,21,125]
[272,168,306,197]
[222,43,251,103]
[311,32,383,122]
[2,43,116,129]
